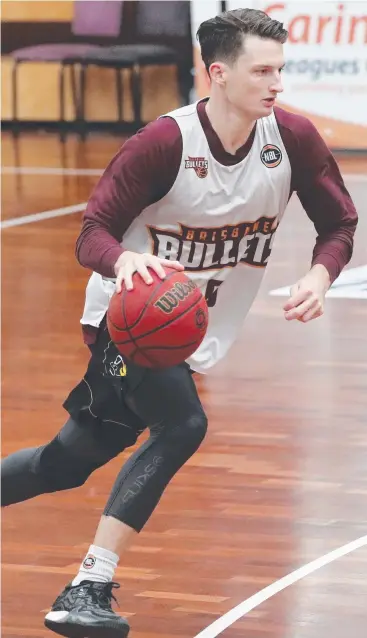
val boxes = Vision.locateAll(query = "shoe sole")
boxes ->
[44,618,130,638]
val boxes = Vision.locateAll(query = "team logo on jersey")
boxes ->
[148,216,278,272]
[260,144,282,168]
[185,156,208,178]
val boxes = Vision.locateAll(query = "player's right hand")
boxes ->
[114,251,184,293]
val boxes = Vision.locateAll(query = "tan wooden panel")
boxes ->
[2,0,74,22]
[1,57,180,122]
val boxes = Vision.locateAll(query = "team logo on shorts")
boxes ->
[185,156,208,178]
[83,555,96,569]
[105,347,127,377]
[260,144,282,168]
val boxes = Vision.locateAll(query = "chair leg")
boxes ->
[76,64,87,141]
[11,61,20,137]
[59,63,66,142]
[70,63,79,121]
[115,68,123,122]
[130,64,142,127]
[69,62,85,139]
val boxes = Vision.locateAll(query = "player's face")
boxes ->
[210,35,285,118]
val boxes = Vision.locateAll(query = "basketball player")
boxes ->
[1,8,358,638]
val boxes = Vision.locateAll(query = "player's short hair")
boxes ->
[197,8,288,72]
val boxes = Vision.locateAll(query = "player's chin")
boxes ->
[260,100,275,114]
[252,104,274,120]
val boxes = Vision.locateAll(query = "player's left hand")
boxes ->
[283,265,331,323]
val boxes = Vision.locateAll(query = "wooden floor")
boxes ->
[1,131,367,638]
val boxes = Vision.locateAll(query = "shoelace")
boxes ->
[88,582,120,609]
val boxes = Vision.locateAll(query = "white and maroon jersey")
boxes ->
[82,101,291,372]
[77,99,357,373]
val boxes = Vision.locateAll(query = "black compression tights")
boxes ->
[1,365,207,532]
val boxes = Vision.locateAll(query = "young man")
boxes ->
[1,8,358,638]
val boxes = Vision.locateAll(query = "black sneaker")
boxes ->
[44,580,130,638]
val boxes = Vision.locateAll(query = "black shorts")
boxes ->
[63,318,195,441]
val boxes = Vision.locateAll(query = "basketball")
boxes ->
[107,267,208,368]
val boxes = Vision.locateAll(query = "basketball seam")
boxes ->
[129,345,156,367]
[120,285,155,366]
[107,312,122,332]
[123,269,180,331]
[121,285,141,358]
[113,295,206,346]
[138,341,199,351]
[121,281,168,367]
[110,269,206,367]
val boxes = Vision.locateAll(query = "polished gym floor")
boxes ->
[2,132,366,637]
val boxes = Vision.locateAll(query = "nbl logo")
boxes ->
[260,144,282,168]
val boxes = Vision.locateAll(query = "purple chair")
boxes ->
[9,1,123,130]
[78,1,192,129]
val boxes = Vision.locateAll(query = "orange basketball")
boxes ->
[107,267,208,368]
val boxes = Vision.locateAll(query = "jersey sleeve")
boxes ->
[75,117,182,278]
[276,108,358,283]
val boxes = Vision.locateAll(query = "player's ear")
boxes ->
[208,62,227,86]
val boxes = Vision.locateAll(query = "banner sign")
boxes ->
[191,1,367,149]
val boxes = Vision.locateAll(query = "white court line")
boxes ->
[1,167,103,176]
[1,167,365,230]
[193,534,367,638]
[1,202,86,229]
[2,166,367,183]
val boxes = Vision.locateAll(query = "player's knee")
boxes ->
[188,412,208,445]
[174,412,208,454]
[37,437,95,491]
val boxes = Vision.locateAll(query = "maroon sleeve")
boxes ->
[275,107,358,283]
[75,117,182,278]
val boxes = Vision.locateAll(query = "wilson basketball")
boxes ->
[107,267,208,368]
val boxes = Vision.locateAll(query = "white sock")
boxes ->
[72,545,119,586]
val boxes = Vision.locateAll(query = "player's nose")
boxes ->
[270,73,284,94]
